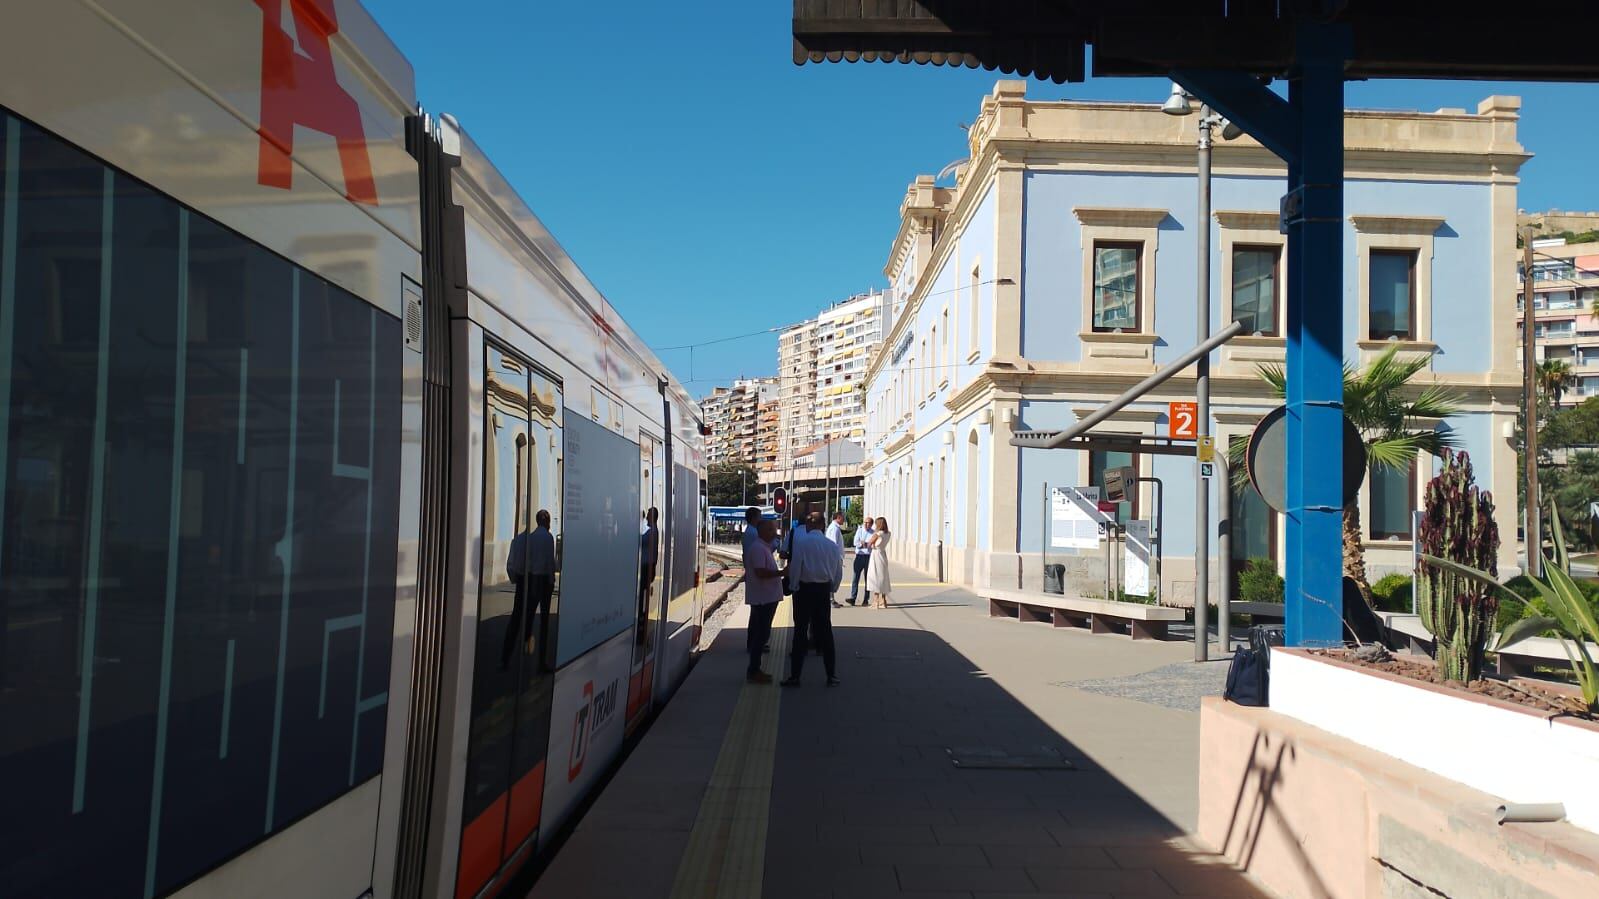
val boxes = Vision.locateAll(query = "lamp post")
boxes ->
[1164,84,1238,659]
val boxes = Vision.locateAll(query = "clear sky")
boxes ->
[368,1,1599,399]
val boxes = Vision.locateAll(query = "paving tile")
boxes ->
[1025,866,1176,895]
[949,808,1071,828]
[973,894,1112,899]
[980,845,1117,869]
[896,864,1038,892]
[814,824,941,846]
[858,843,991,867]
[764,861,899,893]
[844,807,958,827]
[934,824,1060,846]
[1153,865,1271,897]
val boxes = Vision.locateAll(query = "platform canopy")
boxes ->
[793,0,1599,84]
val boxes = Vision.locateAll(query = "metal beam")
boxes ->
[1010,433,1197,457]
[1011,321,1242,451]
[1170,69,1299,162]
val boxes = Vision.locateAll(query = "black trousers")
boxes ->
[790,583,836,679]
[848,554,871,603]
[502,574,555,670]
[747,602,778,674]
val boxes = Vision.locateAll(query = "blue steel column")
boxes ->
[1284,28,1348,647]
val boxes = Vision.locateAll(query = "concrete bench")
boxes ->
[983,586,1184,640]
[1376,612,1599,677]
[1228,601,1285,621]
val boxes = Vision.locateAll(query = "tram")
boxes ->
[0,2,708,897]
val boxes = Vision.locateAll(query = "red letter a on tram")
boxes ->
[255,0,378,205]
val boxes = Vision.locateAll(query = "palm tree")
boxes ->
[1537,358,1576,407]
[1232,346,1464,605]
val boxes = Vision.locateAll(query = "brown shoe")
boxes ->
[746,670,773,684]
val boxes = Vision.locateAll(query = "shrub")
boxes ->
[1500,574,1599,636]
[1237,558,1284,604]
[1370,573,1414,613]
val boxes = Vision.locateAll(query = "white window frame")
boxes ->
[1073,207,1165,370]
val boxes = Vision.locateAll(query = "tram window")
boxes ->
[0,111,403,897]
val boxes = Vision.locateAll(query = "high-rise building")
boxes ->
[777,320,819,469]
[755,394,781,470]
[814,291,886,443]
[1517,235,1599,408]
[701,377,776,466]
[776,291,888,471]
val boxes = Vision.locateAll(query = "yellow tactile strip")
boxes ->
[668,603,791,898]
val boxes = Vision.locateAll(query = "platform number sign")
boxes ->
[1168,402,1198,440]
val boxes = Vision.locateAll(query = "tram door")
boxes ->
[455,344,563,899]
[626,432,666,734]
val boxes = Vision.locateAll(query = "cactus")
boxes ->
[1415,451,1500,681]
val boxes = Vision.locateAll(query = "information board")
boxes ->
[1050,487,1109,550]
[1123,519,1152,597]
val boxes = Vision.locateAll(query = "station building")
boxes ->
[863,80,1526,603]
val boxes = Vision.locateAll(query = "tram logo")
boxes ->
[566,677,619,782]
[254,0,379,205]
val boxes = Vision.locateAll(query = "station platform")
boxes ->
[529,565,1271,898]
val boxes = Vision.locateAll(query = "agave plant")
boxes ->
[1423,504,1599,711]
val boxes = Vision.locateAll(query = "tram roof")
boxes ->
[792,1,1599,84]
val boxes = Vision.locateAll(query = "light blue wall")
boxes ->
[1020,171,1495,372]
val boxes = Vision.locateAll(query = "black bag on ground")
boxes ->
[1224,646,1268,706]
[1043,564,1066,595]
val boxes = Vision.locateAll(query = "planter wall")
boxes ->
[1270,648,1599,834]
[1198,697,1599,899]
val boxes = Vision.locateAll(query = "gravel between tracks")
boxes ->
[699,578,744,649]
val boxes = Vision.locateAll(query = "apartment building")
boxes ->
[814,291,887,443]
[777,320,819,469]
[755,393,781,470]
[864,80,1524,601]
[701,377,776,466]
[1519,237,1599,407]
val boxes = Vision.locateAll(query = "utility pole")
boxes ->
[1523,231,1541,577]
[1194,104,1214,662]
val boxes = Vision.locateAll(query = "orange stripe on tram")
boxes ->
[455,794,507,899]
[503,760,546,861]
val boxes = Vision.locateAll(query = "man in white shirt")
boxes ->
[783,512,843,687]
[824,512,847,608]
[846,513,873,606]
[741,518,784,683]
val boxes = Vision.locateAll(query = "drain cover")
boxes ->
[946,746,1076,770]
[853,651,922,660]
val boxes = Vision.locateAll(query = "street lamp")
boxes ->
[1164,82,1239,661]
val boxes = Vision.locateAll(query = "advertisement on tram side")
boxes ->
[541,632,631,834]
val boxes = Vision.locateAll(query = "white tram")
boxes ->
[0,2,709,897]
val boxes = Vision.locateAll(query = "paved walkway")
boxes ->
[530,564,1270,898]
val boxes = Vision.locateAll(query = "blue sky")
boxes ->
[369,1,1599,398]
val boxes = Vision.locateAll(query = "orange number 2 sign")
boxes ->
[1168,401,1198,440]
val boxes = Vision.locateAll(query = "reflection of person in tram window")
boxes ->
[503,509,558,671]
[637,507,660,644]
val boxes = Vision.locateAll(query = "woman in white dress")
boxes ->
[866,517,892,608]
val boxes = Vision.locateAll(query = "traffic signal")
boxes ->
[772,487,787,516]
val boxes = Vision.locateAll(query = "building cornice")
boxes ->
[1215,210,1281,231]
[1351,214,1447,235]
[1072,206,1169,229]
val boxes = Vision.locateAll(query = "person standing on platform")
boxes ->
[741,518,783,683]
[846,513,873,606]
[742,505,763,552]
[783,511,842,687]
[867,517,892,609]
[825,511,847,608]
